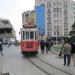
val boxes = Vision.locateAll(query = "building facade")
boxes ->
[0,18,15,43]
[35,0,45,35]
[45,0,75,39]
[22,10,36,27]
[35,4,45,35]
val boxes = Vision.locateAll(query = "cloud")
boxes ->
[0,0,35,40]
[7,0,35,40]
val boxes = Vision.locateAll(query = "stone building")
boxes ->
[0,18,15,43]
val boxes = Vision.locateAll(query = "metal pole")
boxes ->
[56,26,58,45]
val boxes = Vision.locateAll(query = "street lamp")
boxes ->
[56,26,59,45]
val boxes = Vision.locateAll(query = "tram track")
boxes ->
[28,57,51,75]
[36,57,73,75]
[27,56,73,75]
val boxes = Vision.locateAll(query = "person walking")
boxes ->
[71,42,75,66]
[63,41,71,66]
[40,40,45,53]
[46,40,49,53]
[0,41,3,56]
[58,43,64,58]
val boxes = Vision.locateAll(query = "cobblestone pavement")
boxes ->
[0,45,46,75]
[0,45,75,75]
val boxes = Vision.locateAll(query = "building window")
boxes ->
[53,8,61,13]
[60,2,61,6]
[47,3,51,7]
[53,8,56,12]
[57,19,59,24]
[63,1,68,7]
[64,17,68,20]
[26,31,29,39]
[54,14,56,18]
[54,20,56,24]
[23,31,25,40]
[1,20,9,24]
[54,3,56,6]
[47,9,51,13]
[47,16,51,20]
[50,32,51,36]
[57,14,59,17]
[54,26,56,29]
[48,22,51,24]
[54,2,61,6]
[47,19,51,24]
[47,32,49,36]
[48,14,51,16]
[30,31,34,39]
[64,20,68,23]
[64,32,68,36]
[64,9,68,14]
[64,13,68,17]
[54,32,56,35]
[25,14,29,17]
[74,7,75,10]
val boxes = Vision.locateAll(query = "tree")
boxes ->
[69,22,75,42]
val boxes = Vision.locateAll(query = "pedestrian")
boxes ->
[40,40,45,53]
[7,42,10,47]
[63,41,71,66]
[71,42,75,66]
[59,49,63,58]
[58,44,64,58]
[50,41,53,51]
[0,41,3,56]
[46,40,49,53]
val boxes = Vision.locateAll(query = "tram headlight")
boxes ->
[28,44,32,48]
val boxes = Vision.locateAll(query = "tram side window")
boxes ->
[30,31,34,39]
[35,31,39,40]
[26,31,29,39]
[23,31,25,40]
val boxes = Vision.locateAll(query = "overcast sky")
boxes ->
[0,0,35,40]
[0,0,75,40]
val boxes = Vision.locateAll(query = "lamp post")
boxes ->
[56,26,59,45]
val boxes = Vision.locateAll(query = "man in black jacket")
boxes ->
[71,42,75,66]
[40,40,45,53]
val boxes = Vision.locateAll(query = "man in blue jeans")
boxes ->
[63,42,71,66]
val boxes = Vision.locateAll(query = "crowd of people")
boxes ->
[40,39,53,54]
[0,39,75,67]
[40,39,75,67]
[57,41,75,67]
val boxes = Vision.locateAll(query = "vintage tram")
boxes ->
[20,25,39,55]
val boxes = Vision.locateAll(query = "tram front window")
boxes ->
[30,31,34,39]
[23,31,25,40]
[26,31,29,39]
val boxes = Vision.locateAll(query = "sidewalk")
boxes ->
[38,51,75,75]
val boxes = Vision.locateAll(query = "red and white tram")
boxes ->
[20,25,39,55]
